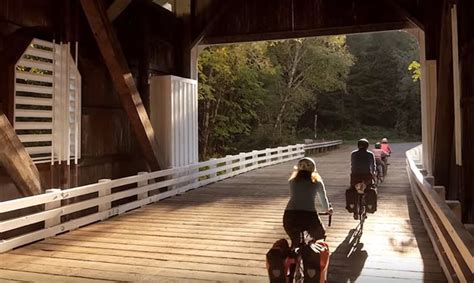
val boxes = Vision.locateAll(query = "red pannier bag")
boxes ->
[266,239,291,283]
[301,241,330,283]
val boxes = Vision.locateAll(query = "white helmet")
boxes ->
[296,157,316,172]
[382,138,388,143]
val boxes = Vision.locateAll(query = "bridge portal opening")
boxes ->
[197,30,421,160]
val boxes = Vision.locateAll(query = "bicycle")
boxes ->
[287,212,332,283]
[383,155,390,175]
[375,162,384,184]
[348,181,373,257]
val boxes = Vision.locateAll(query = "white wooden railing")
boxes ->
[406,145,474,283]
[0,141,341,253]
[304,140,342,152]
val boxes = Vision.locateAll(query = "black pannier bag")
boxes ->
[345,187,357,213]
[266,238,290,283]
[365,186,377,213]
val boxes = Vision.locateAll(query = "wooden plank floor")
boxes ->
[0,143,446,282]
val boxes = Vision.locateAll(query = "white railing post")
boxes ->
[209,158,217,180]
[277,147,283,161]
[252,150,259,167]
[137,171,149,206]
[239,153,246,171]
[225,155,233,175]
[98,179,112,220]
[265,148,271,164]
[44,189,62,229]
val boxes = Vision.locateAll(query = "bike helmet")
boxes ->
[375,142,381,149]
[357,138,369,149]
[296,157,316,172]
[381,138,388,143]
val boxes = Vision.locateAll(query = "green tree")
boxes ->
[342,31,421,137]
[266,37,354,134]
[198,43,273,159]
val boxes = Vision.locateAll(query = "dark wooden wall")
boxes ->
[0,0,55,200]
[0,0,183,200]
[115,0,183,111]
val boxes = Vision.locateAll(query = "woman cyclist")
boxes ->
[283,157,333,248]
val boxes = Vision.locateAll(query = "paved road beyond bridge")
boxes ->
[0,143,446,282]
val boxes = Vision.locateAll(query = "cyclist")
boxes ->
[350,138,376,187]
[381,138,392,156]
[372,142,388,177]
[283,157,333,248]
[381,138,392,166]
[348,139,376,220]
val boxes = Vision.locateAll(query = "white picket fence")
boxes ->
[406,145,473,282]
[0,141,342,253]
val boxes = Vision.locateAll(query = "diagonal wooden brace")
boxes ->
[0,112,42,196]
[80,0,162,170]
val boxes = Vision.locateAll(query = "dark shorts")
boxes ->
[350,173,374,186]
[283,210,325,247]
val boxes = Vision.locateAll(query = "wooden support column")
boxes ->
[80,0,162,170]
[0,112,42,196]
[456,0,474,223]
[410,28,435,174]
[432,0,454,192]
[137,10,151,113]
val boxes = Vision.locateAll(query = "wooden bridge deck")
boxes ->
[0,143,446,282]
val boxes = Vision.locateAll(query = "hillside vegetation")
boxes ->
[198,31,421,159]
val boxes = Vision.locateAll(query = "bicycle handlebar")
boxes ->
[318,212,332,227]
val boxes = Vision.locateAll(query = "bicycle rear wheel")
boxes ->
[358,195,366,230]
[294,257,304,283]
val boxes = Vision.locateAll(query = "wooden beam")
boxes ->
[0,111,42,196]
[107,0,132,21]
[80,0,162,170]
[202,21,410,45]
[191,0,235,48]
[384,0,425,30]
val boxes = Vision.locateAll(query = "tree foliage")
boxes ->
[408,60,421,82]
[198,31,421,159]
[198,43,273,158]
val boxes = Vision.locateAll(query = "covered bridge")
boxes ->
[0,0,473,282]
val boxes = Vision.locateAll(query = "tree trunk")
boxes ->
[273,41,304,130]
[274,94,291,130]
[201,100,211,158]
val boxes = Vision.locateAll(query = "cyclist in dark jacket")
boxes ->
[350,138,376,186]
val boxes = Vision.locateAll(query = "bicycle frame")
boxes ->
[288,213,332,282]
[348,188,368,258]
